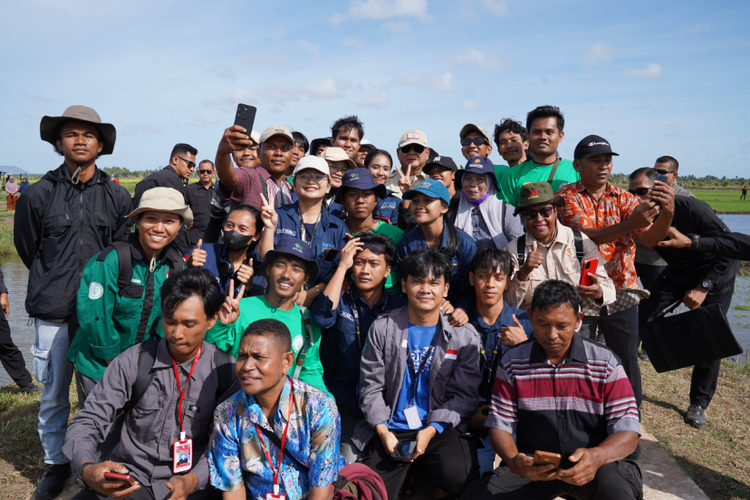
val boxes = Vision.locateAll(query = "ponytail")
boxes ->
[442,216,459,259]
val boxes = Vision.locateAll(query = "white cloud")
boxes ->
[24,110,43,119]
[195,115,220,124]
[121,124,165,136]
[482,0,508,16]
[329,13,347,26]
[20,93,56,103]
[461,100,479,110]
[623,63,663,78]
[457,49,506,73]
[207,63,236,80]
[304,78,343,99]
[255,83,300,105]
[584,43,615,68]
[202,88,255,108]
[430,72,455,92]
[297,40,321,56]
[342,36,366,48]
[382,19,411,32]
[272,30,286,42]
[664,122,681,137]
[349,0,428,21]
[360,91,389,108]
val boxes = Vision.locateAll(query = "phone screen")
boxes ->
[392,440,416,460]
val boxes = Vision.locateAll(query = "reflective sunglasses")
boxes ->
[177,156,196,170]
[461,137,489,147]
[198,169,213,175]
[400,144,425,154]
[653,168,675,175]
[521,206,556,220]
[628,187,650,196]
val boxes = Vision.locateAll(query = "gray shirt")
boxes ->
[63,339,240,500]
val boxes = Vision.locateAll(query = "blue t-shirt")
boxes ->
[389,322,445,433]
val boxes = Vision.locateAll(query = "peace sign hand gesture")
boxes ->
[397,165,413,194]
[219,279,245,324]
[260,193,278,229]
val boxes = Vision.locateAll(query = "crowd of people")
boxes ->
[2,103,744,500]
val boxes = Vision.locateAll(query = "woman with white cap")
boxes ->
[68,187,190,404]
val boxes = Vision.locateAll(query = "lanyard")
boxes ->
[406,324,441,405]
[350,294,387,350]
[297,207,321,244]
[255,378,295,495]
[171,345,202,441]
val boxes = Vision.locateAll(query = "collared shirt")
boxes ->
[486,333,641,469]
[186,181,215,247]
[276,175,294,207]
[471,208,494,250]
[396,221,477,312]
[219,166,280,211]
[377,191,401,226]
[209,378,341,500]
[311,290,407,415]
[385,167,429,200]
[504,223,616,313]
[63,339,240,500]
[556,181,647,290]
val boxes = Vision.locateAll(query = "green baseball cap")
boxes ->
[513,181,564,216]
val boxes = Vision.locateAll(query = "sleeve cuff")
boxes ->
[429,422,447,434]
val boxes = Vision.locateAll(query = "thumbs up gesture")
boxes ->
[500,314,529,348]
[517,241,543,281]
[187,239,207,269]
[235,258,254,285]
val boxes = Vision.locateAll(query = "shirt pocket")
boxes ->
[181,397,213,440]
[41,214,72,262]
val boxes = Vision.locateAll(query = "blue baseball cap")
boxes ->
[259,238,318,285]
[403,178,451,206]
[335,168,387,201]
[455,156,499,192]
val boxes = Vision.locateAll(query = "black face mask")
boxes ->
[222,230,254,252]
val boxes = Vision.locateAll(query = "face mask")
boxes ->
[222,230,253,251]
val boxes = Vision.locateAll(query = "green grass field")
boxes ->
[690,189,750,214]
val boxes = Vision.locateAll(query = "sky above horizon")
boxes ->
[1,0,749,178]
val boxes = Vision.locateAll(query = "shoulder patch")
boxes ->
[88,282,104,300]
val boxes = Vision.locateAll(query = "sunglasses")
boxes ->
[177,156,196,170]
[400,144,425,154]
[198,169,213,175]
[628,187,651,196]
[521,206,556,220]
[361,242,386,254]
[461,137,489,147]
[653,168,675,175]
[296,172,328,184]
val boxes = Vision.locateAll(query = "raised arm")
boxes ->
[215,125,253,192]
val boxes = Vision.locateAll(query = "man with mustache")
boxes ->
[385,129,431,201]
[205,238,328,394]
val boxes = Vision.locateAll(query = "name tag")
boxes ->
[402,339,408,348]
[404,405,423,429]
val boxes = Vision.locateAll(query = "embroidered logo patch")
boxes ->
[293,335,305,352]
[88,282,104,300]
[566,247,576,259]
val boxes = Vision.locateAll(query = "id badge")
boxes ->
[403,405,422,430]
[266,493,286,500]
[172,439,193,473]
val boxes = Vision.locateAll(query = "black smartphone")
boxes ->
[234,103,257,134]
[323,248,339,262]
[655,173,668,184]
[391,440,417,461]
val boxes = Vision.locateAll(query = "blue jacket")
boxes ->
[274,202,348,283]
[191,242,266,297]
[311,290,407,415]
[396,222,477,312]
[376,191,400,226]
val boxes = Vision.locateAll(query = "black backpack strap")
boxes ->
[96,241,134,292]
[572,229,584,264]
[125,339,161,412]
[213,346,235,401]
[516,234,526,267]
[38,181,61,253]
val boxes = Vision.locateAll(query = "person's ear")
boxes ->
[383,265,392,279]
[96,140,104,154]
[206,313,219,331]
[401,278,407,295]
[443,282,450,298]
[469,271,475,287]
[572,159,581,173]
[281,350,295,373]
[575,310,583,332]
[439,203,449,216]
[503,275,512,292]
[558,130,565,142]
[523,140,529,150]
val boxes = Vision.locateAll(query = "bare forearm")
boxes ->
[489,428,519,464]
[309,485,333,500]
[589,431,639,465]
[215,152,238,192]
[578,222,634,246]
[257,226,275,259]
[638,212,673,248]
[323,267,348,309]
[223,488,247,500]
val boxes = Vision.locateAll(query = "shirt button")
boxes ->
[558,391,563,396]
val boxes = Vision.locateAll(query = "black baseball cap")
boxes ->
[574,135,620,160]
[423,155,458,174]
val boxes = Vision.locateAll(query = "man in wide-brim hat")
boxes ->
[15,105,132,500]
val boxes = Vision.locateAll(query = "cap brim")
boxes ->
[259,250,318,285]
[40,115,116,155]
[578,151,620,160]
[126,206,193,226]
[335,183,387,202]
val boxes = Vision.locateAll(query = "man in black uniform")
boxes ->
[631,168,740,430]
[0,262,39,393]
[186,159,215,247]
[132,143,197,253]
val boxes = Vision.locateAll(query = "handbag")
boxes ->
[640,301,742,373]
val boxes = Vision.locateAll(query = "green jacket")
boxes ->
[68,238,184,381]
[204,295,329,395]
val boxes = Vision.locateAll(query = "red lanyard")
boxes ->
[255,378,294,494]
[171,345,202,441]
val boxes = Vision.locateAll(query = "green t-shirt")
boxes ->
[353,220,404,296]
[496,158,580,206]
[204,295,329,394]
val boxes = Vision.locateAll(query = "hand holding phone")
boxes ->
[234,103,257,134]
[579,258,598,287]
[390,440,417,461]
[533,450,562,470]
[103,471,135,488]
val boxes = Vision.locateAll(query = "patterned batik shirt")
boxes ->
[209,378,341,500]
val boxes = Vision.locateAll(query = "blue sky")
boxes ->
[1,0,749,177]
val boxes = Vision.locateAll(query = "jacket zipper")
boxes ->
[79,189,85,277]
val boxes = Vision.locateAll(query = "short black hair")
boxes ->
[470,248,514,276]
[331,115,364,141]
[629,167,656,182]
[401,249,451,283]
[364,148,393,167]
[199,159,214,169]
[493,118,527,149]
[161,268,224,321]
[292,131,309,154]
[526,105,564,134]
[241,318,292,353]
[227,204,263,236]
[170,143,198,160]
[356,233,397,268]
[530,279,580,314]
[655,155,679,171]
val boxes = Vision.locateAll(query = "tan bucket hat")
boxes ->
[322,147,357,169]
[40,105,116,155]
[126,187,193,225]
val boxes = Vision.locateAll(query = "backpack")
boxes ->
[515,229,584,267]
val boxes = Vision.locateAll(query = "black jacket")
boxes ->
[14,165,132,320]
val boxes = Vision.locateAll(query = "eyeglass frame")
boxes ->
[461,137,489,147]
[520,205,556,221]
[400,144,426,154]
[295,171,329,184]
[177,156,196,170]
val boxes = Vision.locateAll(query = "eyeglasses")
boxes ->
[521,206,555,220]
[628,187,651,196]
[461,137,489,147]
[177,156,196,170]
[296,172,328,184]
[326,162,349,173]
[653,168,676,175]
[198,169,213,175]
[400,144,425,154]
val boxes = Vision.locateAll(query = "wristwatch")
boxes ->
[74,462,93,490]
[701,279,713,291]
[689,234,700,249]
